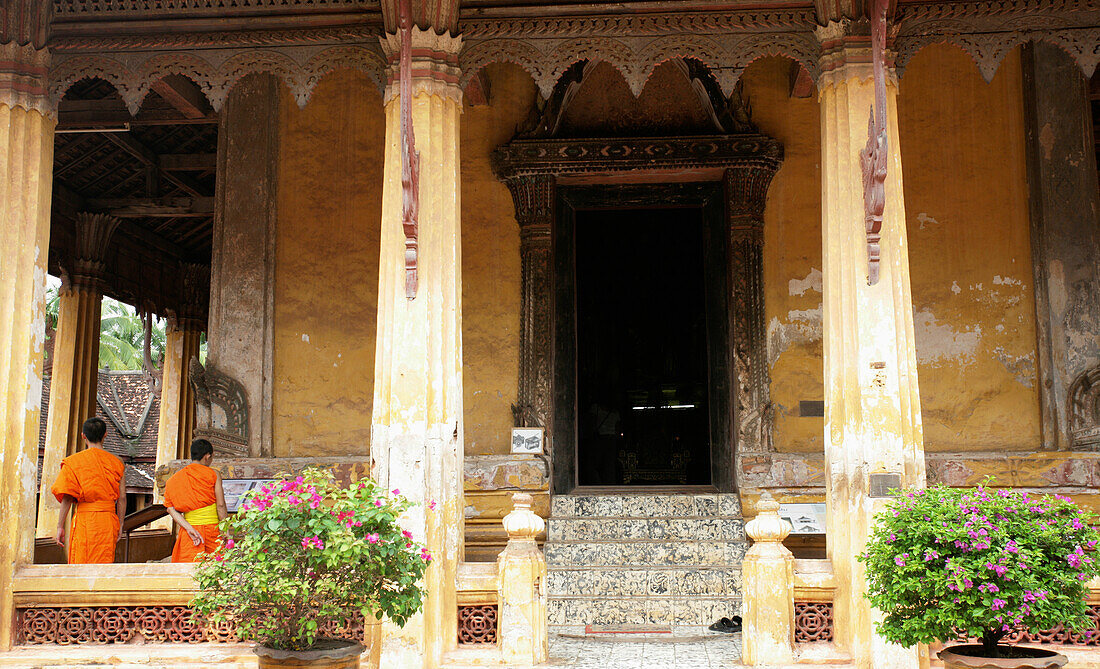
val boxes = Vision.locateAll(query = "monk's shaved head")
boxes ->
[190,439,214,462]
[82,417,107,444]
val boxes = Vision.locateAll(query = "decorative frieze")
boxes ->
[49,44,387,113]
[0,42,52,116]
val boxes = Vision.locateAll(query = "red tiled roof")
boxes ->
[38,370,161,493]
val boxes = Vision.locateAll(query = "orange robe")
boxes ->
[164,463,221,562]
[50,447,124,564]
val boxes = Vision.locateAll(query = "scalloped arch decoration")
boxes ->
[49,46,389,115]
[896,28,1099,82]
[49,55,135,111]
[130,52,220,114]
[460,31,822,101]
[458,39,547,95]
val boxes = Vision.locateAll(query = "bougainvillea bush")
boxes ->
[191,468,429,651]
[860,483,1100,657]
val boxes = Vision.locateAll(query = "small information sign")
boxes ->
[778,503,826,535]
[222,479,277,513]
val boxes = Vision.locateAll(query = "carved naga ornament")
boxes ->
[399,0,421,300]
[859,0,889,286]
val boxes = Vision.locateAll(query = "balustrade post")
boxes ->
[496,492,548,665]
[743,493,795,665]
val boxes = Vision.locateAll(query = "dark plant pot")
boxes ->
[939,644,1068,669]
[256,639,364,669]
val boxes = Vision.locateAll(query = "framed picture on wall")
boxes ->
[511,428,544,454]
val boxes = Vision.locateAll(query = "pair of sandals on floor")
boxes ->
[708,615,742,633]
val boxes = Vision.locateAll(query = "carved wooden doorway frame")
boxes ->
[493,135,783,494]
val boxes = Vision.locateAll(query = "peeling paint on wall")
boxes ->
[914,308,982,366]
[767,307,822,368]
[788,268,822,297]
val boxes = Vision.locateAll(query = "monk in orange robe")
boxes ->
[164,439,226,562]
[51,417,126,564]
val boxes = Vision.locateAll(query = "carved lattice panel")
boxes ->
[15,606,370,645]
[457,605,498,645]
[794,602,834,643]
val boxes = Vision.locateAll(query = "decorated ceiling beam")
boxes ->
[40,0,1100,107]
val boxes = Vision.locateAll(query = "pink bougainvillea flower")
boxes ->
[367,533,380,544]
[374,500,383,507]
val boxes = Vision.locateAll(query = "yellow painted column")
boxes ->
[35,212,120,538]
[154,324,201,471]
[36,285,101,537]
[0,40,54,650]
[371,28,464,669]
[817,23,926,669]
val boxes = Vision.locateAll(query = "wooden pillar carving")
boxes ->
[725,167,773,474]
[505,174,555,438]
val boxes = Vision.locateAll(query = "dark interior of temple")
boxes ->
[574,207,711,487]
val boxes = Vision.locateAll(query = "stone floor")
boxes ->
[544,626,741,668]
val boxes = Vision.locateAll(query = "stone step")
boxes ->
[544,539,748,567]
[547,517,746,542]
[547,596,743,626]
[547,566,742,598]
[551,493,741,519]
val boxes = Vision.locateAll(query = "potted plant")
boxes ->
[861,482,1100,669]
[191,468,429,668]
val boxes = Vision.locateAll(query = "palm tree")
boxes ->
[44,281,167,371]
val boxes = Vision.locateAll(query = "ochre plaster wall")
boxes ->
[460,63,528,455]
[756,47,1041,455]
[743,57,826,455]
[899,45,1041,452]
[272,70,384,457]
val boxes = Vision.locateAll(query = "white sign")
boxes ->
[779,503,826,535]
[222,478,276,513]
[511,428,544,454]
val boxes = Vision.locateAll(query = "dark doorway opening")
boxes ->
[575,208,712,486]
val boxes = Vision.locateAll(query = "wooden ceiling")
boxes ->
[50,74,216,315]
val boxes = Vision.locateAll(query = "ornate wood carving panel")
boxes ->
[793,602,834,643]
[17,606,368,645]
[457,604,498,645]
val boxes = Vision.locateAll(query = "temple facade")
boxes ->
[0,0,1098,667]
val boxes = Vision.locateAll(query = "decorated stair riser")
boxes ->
[546,493,746,627]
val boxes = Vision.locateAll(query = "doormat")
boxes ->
[584,624,672,635]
